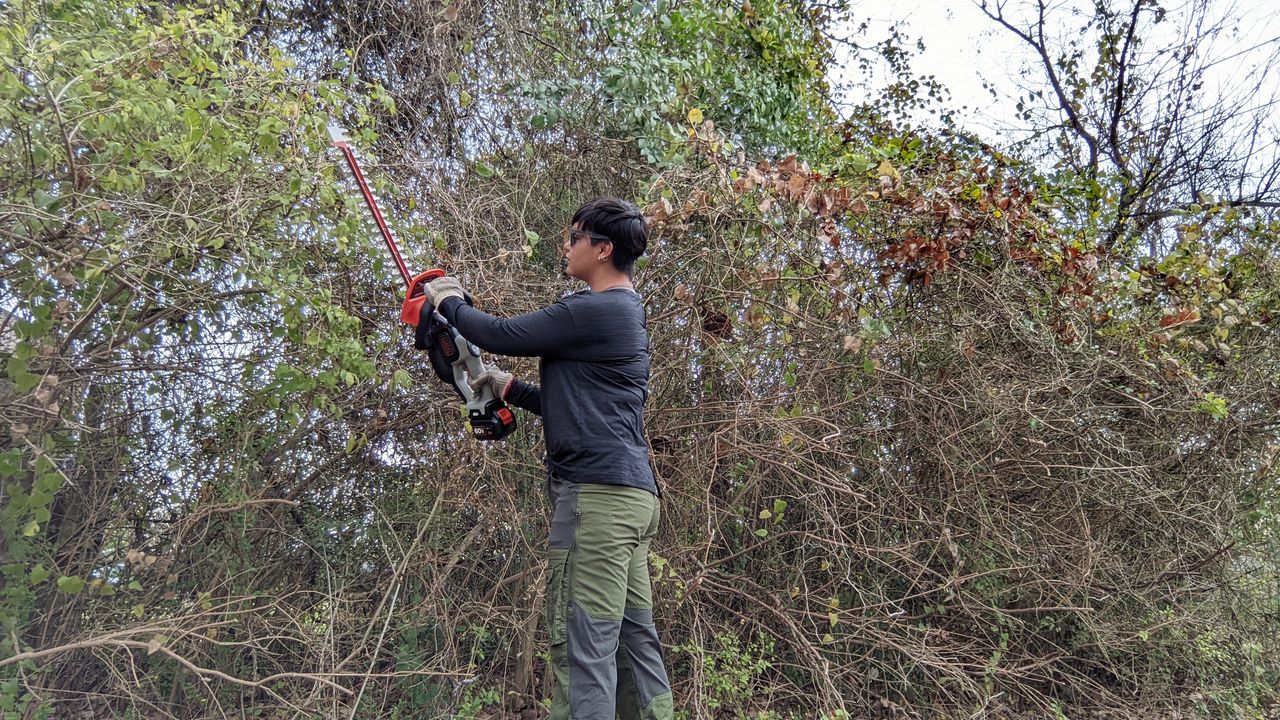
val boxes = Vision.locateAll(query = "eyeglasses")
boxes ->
[562,227,611,246]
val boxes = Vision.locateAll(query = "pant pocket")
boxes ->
[546,549,571,645]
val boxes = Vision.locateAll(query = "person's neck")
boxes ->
[586,272,633,293]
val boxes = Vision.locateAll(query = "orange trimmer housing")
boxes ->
[400,269,444,327]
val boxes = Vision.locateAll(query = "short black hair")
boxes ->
[571,197,648,276]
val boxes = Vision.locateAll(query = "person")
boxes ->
[421,197,674,719]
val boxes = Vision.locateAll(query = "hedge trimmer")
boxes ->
[328,122,515,441]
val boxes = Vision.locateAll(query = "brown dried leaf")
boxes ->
[647,197,673,222]
[823,259,844,283]
[787,174,806,197]
[805,189,822,214]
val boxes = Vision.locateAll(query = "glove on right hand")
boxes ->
[468,368,514,400]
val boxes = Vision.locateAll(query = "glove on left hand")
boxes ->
[424,276,466,308]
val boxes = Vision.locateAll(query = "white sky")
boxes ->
[834,0,1280,142]
[849,0,1027,134]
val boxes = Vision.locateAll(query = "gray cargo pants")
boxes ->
[546,475,674,719]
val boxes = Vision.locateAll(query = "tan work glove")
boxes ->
[468,368,514,400]
[424,276,467,308]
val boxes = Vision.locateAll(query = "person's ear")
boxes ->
[597,241,613,262]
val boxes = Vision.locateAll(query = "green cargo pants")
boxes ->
[546,475,674,719]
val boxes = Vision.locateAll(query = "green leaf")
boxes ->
[28,565,49,585]
[35,471,64,493]
[6,354,41,393]
[57,575,86,594]
[20,520,39,537]
[33,189,56,208]
[753,528,768,537]
[1193,392,1229,420]
[393,368,413,389]
[0,449,22,477]
[128,580,144,591]
[474,162,494,178]
[131,603,145,618]
[524,229,540,245]
[344,433,364,453]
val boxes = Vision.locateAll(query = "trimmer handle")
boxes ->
[409,270,516,441]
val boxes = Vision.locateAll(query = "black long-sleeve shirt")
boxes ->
[438,288,657,494]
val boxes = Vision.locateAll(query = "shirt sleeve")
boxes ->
[438,296,580,358]
[505,378,541,416]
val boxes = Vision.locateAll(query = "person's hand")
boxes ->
[468,368,514,400]
[424,276,466,308]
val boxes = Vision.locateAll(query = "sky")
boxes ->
[844,0,1028,134]
[834,0,1280,143]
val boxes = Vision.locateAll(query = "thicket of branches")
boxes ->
[2,0,1279,718]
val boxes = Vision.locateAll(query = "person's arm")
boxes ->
[437,296,580,358]
[505,378,541,416]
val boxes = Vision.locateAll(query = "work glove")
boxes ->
[424,276,467,309]
[468,368,514,400]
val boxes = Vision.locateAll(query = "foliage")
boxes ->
[1,0,1278,718]
[0,0,391,711]
[672,632,774,713]
[636,124,1280,716]
[977,0,1280,256]
[594,0,840,164]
